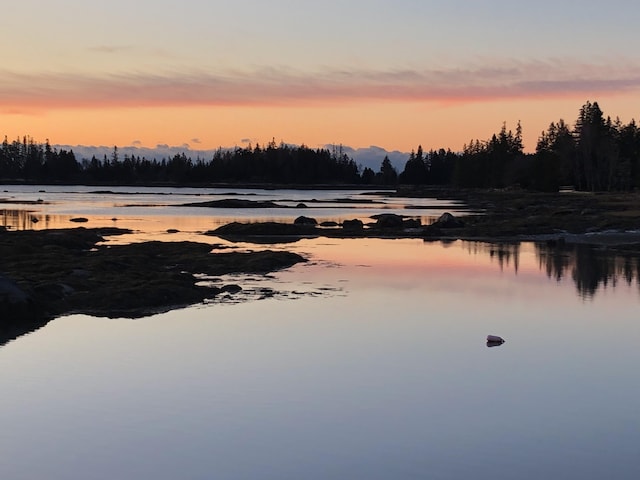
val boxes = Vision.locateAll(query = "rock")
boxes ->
[319,221,339,227]
[220,284,242,294]
[0,274,30,305]
[294,215,317,226]
[181,199,282,208]
[486,335,505,347]
[432,212,465,229]
[70,217,89,223]
[403,218,422,229]
[0,274,45,337]
[166,229,180,233]
[342,219,364,231]
[372,213,404,229]
[296,203,308,208]
[210,221,316,237]
[0,228,307,345]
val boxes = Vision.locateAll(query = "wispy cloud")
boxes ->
[2,59,640,113]
[88,45,134,54]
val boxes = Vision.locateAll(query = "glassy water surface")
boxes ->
[1,186,639,479]
[0,184,467,236]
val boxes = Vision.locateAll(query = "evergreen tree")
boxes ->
[378,156,398,185]
[399,146,428,184]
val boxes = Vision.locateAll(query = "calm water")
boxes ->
[1,186,639,479]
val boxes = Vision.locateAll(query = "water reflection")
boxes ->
[537,242,640,298]
[452,240,640,298]
[1,209,53,230]
[462,241,521,272]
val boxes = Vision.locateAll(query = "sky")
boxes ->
[2,0,640,160]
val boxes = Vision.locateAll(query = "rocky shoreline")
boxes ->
[0,227,306,346]
[209,188,640,248]
[402,187,640,234]
[3,187,640,346]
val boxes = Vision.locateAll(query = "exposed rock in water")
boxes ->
[403,218,422,228]
[294,215,318,226]
[179,199,283,208]
[0,274,45,341]
[209,221,318,238]
[486,335,505,347]
[342,219,364,231]
[432,212,465,229]
[371,213,405,229]
[0,227,306,346]
[220,284,242,294]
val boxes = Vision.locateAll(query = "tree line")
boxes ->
[1,102,639,191]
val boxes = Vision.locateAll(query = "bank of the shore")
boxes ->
[206,187,640,247]
[3,187,640,346]
[0,227,306,346]
[412,187,640,238]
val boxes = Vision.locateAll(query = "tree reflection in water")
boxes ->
[460,240,640,298]
[463,241,521,273]
[537,242,640,298]
[1,209,52,230]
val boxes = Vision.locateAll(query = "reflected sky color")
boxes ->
[1,236,640,479]
[2,1,640,152]
[1,186,640,478]
[0,185,467,240]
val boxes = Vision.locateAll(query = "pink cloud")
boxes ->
[2,59,640,113]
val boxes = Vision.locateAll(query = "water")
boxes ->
[1,186,639,479]
[0,185,467,237]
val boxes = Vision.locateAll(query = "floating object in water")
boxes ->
[486,335,505,347]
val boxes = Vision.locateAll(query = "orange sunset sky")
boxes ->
[2,1,640,157]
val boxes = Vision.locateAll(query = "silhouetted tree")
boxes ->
[399,146,428,184]
[377,156,398,185]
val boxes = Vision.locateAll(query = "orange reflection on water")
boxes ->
[305,238,535,274]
